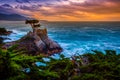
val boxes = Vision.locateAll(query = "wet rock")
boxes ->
[0,27,12,35]
[0,37,4,44]
[0,28,12,44]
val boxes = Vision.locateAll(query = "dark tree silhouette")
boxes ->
[25,20,41,32]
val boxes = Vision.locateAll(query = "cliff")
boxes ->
[3,28,62,56]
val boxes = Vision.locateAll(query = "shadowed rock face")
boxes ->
[3,28,63,56]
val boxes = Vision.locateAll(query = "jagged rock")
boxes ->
[3,28,63,56]
[0,37,4,44]
[0,27,12,35]
[0,28,12,44]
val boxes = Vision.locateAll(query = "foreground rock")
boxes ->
[3,28,63,56]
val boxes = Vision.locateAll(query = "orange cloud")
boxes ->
[11,0,120,21]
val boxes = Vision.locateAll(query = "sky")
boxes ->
[0,0,120,21]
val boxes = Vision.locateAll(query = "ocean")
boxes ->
[0,21,120,57]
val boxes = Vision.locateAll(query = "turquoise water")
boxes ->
[0,21,120,57]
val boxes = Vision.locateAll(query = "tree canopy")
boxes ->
[25,20,39,24]
[25,19,41,32]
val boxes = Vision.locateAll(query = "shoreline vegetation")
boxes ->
[0,48,120,80]
[0,20,120,80]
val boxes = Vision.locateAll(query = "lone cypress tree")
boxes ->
[25,20,41,32]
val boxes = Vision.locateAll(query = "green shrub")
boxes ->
[0,49,120,80]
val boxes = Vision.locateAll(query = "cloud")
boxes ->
[16,0,29,3]
[0,4,15,14]
[1,4,13,8]
[0,0,120,21]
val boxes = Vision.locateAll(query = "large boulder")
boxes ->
[3,28,63,56]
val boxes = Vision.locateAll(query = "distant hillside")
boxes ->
[0,13,31,21]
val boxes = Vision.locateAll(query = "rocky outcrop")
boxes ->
[3,28,63,56]
[0,27,12,35]
[0,28,12,44]
[0,37,4,44]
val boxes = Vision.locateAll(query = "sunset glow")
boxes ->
[68,0,86,3]
[0,0,120,21]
